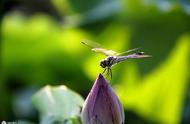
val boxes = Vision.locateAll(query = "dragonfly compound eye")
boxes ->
[100,60,106,68]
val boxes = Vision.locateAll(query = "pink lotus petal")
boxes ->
[81,74,124,124]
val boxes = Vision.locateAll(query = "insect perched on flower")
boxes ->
[81,40,151,78]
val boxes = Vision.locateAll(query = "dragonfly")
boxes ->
[81,40,151,78]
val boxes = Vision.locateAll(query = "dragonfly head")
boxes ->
[100,60,107,68]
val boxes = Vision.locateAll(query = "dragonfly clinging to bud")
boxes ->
[81,40,151,78]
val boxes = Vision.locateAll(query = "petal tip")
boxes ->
[97,73,107,84]
[98,73,104,78]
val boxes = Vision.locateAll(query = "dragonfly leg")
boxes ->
[102,68,112,79]
[106,68,110,78]
[102,68,109,78]
[106,67,113,79]
[109,68,112,79]
[102,68,107,74]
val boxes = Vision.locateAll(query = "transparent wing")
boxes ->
[81,39,102,48]
[81,40,119,56]
[115,52,152,63]
[115,48,140,56]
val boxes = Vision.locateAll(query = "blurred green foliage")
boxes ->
[116,35,189,123]
[32,85,83,124]
[1,0,190,123]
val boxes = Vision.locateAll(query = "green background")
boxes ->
[1,0,190,123]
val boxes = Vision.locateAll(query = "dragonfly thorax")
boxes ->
[100,56,117,68]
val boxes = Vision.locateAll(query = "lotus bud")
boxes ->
[81,74,125,124]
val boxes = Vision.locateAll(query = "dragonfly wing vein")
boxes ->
[115,48,140,56]
[92,48,118,56]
